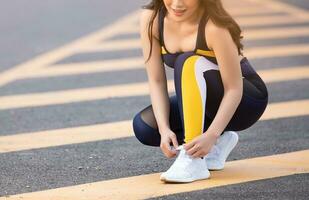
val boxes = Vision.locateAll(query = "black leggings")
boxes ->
[132,52,268,146]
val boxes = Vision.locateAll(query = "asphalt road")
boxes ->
[0,0,308,199]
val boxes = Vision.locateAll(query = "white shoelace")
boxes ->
[176,151,192,167]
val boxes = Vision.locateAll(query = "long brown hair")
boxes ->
[142,0,244,63]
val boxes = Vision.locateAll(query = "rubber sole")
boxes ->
[160,172,210,183]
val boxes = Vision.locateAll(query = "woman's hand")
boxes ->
[160,128,179,158]
[184,132,218,158]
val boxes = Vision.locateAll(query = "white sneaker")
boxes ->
[205,131,239,170]
[160,145,210,183]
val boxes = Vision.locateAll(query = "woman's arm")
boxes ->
[140,9,179,158]
[139,9,171,134]
[205,19,243,138]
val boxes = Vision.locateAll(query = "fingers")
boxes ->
[160,132,180,158]
[191,151,204,158]
[186,144,199,156]
[171,134,179,149]
[187,146,205,158]
[183,139,196,151]
[161,141,176,158]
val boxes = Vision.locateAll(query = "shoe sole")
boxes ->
[160,173,210,183]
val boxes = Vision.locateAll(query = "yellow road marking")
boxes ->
[262,99,309,120]
[248,0,309,20]
[228,7,283,16]
[246,44,309,59]
[24,57,145,78]
[1,99,308,153]
[1,150,308,199]
[258,66,309,82]
[0,66,308,110]
[78,39,141,52]
[0,121,131,153]
[244,26,309,40]
[237,15,308,26]
[0,10,140,87]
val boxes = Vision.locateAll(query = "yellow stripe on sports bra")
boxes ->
[161,46,167,54]
[196,49,216,57]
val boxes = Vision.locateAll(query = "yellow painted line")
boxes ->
[1,150,308,199]
[228,7,282,16]
[0,99,308,153]
[23,57,145,78]
[0,65,308,110]
[0,80,161,110]
[246,44,309,59]
[78,38,141,52]
[237,15,308,26]
[244,26,309,40]
[258,66,309,82]
[223,0,266,9]
[261,99,309,120]
[0,10,141,87]
[0,121,132,153]
[248,0,309,20]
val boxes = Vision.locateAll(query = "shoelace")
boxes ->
[171,149,193,170]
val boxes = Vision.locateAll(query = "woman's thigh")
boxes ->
[203,58,268,132]
[172,53,268,134]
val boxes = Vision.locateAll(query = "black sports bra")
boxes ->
[158,6,218,68]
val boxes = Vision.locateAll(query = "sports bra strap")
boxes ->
[158,6,165,46]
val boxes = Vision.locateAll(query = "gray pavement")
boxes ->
[0,0,309,199]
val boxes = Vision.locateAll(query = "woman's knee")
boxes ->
[132,111,161,147]
[226,93,268,131]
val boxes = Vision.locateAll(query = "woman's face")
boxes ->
[162,0,202,22]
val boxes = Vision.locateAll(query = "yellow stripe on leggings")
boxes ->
[182,56,204,143]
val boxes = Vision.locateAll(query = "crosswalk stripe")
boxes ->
[0,99,308,153]
[0,66,308,110]
[245,44,309,59]
[75,26,309,53]
[248,0,309,20]
[236,15,308,26]
[244,26,309,40]
[1,149,308,199]
[23,57,145,78]
[228,7,285,16]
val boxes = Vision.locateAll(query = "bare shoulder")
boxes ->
[139,8,160,41]
[204,18,231,51]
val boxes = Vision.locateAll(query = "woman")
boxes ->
[132,0,268,183]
